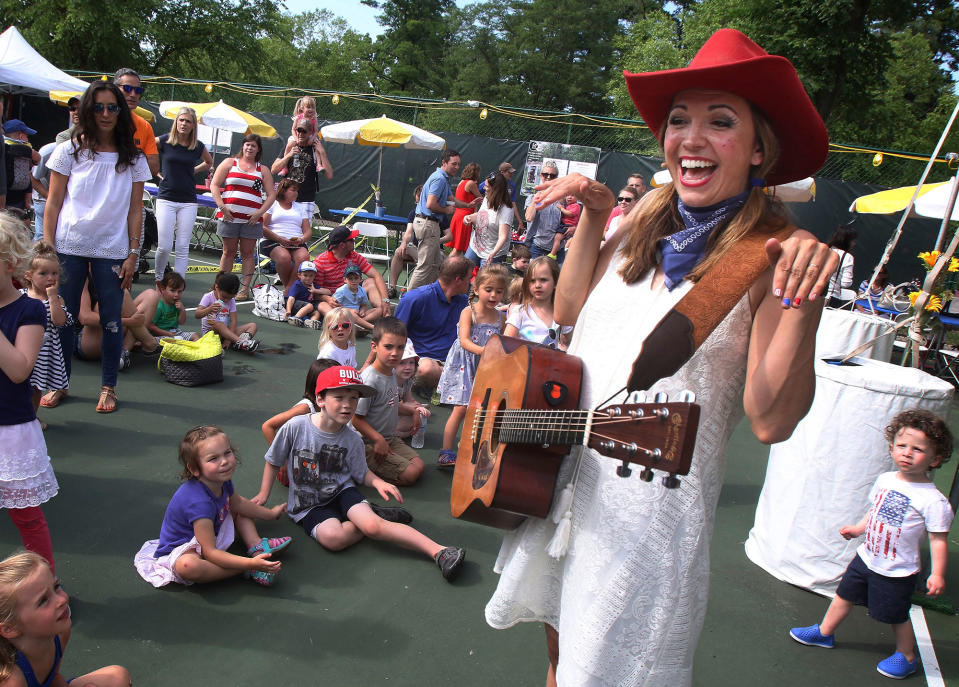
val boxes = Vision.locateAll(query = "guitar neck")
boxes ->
[495,409,593,446]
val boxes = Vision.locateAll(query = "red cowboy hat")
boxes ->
[624,29,828,186]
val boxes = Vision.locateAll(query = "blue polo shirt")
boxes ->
[416,167,453,221]
[395,280,468,361]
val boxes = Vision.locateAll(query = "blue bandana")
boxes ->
[658,190,751,290]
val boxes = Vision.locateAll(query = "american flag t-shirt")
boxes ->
[865,488,909,561]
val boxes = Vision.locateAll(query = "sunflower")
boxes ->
[950,257,959,272]
[926,294,944,312]
[919,250,942,268]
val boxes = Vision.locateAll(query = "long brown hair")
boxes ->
[71,81,140,173]
[616,104,786,285]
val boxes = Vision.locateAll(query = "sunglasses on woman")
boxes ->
[330,322,352,332]
[92,103,121,114]
[67,105,78,112]
[541,172,557,180]
[617,196,635,203]
[119,84,145,95]
[295,128,309,134]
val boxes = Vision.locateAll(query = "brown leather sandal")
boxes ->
[95,386,117,414]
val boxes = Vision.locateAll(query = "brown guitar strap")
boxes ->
[627,224,795,392]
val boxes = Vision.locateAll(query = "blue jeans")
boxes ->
[58,254,125,388]
[33,201,45,242]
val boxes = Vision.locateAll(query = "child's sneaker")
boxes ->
[789,625,834,649]
[877,652,918,679]
[238,332,252,342]
[230,337,260,352]
[305,318,323,330]
[370,503,413,524]
[434,546,465,581]
[437,449,457,467]
[118,349,132,371]
[247,536,292,557]
[287,316,305,327]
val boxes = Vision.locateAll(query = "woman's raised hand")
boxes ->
[532,173,615,215]
[765,231,839,308]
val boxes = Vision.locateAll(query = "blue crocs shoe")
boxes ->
[437,449,457,467]
[789,625,835,649]
[877,652,918,679]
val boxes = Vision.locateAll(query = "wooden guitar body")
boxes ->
[451,336,582,529]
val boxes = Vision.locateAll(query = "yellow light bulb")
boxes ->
[332,94,340,105]
[480,107,489,120]
[872,152,883,167]
[204,83,213,93]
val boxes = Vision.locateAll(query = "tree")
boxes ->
[361,0,456,97]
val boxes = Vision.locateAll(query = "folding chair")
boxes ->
[354,222,392,281]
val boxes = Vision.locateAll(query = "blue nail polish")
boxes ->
[783,297,791,307]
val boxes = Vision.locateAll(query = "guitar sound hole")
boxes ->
[490,398,506,453]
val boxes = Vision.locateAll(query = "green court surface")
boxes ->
[2,258,956,686]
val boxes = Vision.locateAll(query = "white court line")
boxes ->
[910,604,944,687]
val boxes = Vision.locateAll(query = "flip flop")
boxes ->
[95,386,117,414]
[40,390,67,408]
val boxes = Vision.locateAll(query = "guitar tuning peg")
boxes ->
[654,392,668,403]
[639,467,654,482]
[616,460,632,478]
[678,390,696,403]
[626,390,645,404]
[662,474,681,489]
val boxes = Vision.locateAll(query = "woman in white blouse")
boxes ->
[261,179,312,291]
[43,81,152,414]
[464,172,514,267]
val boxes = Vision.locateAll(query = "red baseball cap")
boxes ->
[315,366,375,397]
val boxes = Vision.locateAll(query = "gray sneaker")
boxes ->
[434,547,465,581]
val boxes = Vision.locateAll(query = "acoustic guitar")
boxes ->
[451,335,700,529]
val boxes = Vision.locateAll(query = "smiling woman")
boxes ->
[484,29,837,687]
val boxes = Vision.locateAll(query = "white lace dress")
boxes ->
[485,254,753,687]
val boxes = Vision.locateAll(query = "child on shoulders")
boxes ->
[789,409,955,680]
[134,426,290,588]
[351,318,425,486]
[195,272,260,352]
[255,365,465,581]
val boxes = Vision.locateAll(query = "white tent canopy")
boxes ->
[0,26,88,95]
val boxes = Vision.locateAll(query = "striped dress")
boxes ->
[21,292,70,392]
[215,158,265,222]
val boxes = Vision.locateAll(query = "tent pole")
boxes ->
[933,158,959,251]
[866,98,959,313]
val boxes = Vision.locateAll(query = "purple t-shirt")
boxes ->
[0,294,46,425]
[154,479,234,557]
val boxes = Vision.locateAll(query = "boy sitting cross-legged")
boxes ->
[286,261,330,329]
[253,365,466,581]
[352,317,426,486]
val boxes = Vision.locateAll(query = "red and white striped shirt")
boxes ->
[216,158,265,222]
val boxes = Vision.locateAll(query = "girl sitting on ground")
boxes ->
[134,425,291,588]
[195,272,260,352]
[0,551,130,687]
[316,307,357,368]
[76,278,160,371]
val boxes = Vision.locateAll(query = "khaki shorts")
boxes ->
[365,436,418,482]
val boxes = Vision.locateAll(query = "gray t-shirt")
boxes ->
[355,366,399,439]
[32,142,57,203]
[525,198,562,251]
[264,414,367,522]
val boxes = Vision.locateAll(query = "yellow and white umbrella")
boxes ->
[158,100,276,138]
[320,115,446,188]
[49,89,154,122]
[850,179,959,221]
